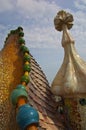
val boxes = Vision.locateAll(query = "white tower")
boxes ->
[51,10,86,130]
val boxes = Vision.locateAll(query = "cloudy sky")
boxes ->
[0,0,86,84]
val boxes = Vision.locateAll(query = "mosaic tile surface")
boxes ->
[0,33,66,130]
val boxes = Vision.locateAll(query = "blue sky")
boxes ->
[0,0,86,84]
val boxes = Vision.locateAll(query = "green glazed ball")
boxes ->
[24,55,31,62]
[18,38,25,44]
[21,75,30,84]
[10,88,28,106]
[20,45,29,54]
[23,64,31,72]
[19,31,24,37]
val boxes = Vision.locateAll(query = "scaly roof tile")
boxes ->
[26,55,66,130]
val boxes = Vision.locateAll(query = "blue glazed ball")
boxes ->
[16,104,39,130]
[16,84,27,91]
[10,87,28,106]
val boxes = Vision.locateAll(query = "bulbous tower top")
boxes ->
[51,10,86,98]
[54,10,73,31]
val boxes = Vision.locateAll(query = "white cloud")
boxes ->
[15,0,86,52]
[0,24,6,30]
[74,0,86,10]
[16,0,60,21]
[23,26,61,48]
[0,0,86,53]
[15,0,61,48]
[0,0,14,12]
[0,24,14,50]
[71,10,86,50]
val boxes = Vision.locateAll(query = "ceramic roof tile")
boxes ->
[37,105,44,113]
[26,55,66,130]
[38,112,44,120]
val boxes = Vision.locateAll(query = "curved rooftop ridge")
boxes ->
[0,27,67,130]
[51,10,86,97]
